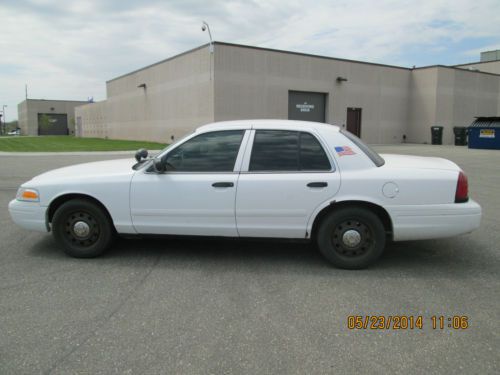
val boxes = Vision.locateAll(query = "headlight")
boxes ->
[16,188,40,202]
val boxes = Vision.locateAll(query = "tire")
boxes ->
[52,199,114,258]
[317,207,386,269]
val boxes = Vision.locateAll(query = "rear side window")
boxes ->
[300,132,331,170]
[249,130,331,172]
[165,130,244,172]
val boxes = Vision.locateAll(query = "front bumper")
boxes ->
[8,199,49,232]
[387,199,482,241]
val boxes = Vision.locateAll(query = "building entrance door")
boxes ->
[346,108,362,137]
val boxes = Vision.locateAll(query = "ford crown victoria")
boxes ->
[8,120,481,269]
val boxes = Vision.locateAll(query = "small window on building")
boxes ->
[249,130,331,172]
[165,130,244,172]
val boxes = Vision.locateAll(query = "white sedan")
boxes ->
[8,120,481,269]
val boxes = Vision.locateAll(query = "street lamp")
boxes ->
[201,21,214,81]
[201,21,214,53]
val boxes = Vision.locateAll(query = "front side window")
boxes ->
[249,130,331,172]
[164,130,244,172]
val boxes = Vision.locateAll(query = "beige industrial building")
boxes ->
[74,42,500,145]
[18,99,88,136]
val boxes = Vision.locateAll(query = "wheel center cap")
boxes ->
[342,229,361,248]
[73,221,90,238]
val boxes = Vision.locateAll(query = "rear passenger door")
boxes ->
[235,129,340,238]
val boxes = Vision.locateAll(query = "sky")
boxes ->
[1,0,499,121]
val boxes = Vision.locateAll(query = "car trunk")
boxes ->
[379,154,460,171]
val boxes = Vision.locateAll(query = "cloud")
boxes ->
[1,0,499,121]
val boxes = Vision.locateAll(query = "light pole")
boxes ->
[1,105,7,135]
[201,21,214,53]
[202,21,214,81]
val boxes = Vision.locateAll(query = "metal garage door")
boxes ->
[38,113,68,135]
[288,91,326,123]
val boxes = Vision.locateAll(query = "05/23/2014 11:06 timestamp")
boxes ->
[347,315,469,330]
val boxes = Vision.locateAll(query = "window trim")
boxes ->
[241,129,336,174]
[145,129,249,174]
[340,129,385,167]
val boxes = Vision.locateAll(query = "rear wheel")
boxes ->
[52,199,114,258]
[317,207,386,269]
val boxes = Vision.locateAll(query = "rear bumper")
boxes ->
[387,199,481,241]
[8,199,48,232]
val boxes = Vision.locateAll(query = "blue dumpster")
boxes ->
[468,117,500,150]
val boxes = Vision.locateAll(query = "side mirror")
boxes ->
[135,148,148,162]
[153,158,166,173]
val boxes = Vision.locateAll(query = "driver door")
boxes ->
[130,130,248,236]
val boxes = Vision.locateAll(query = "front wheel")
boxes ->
[52,199,114,258]
[317,207,386,269]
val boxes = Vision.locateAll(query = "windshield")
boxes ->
[340,129,385,167]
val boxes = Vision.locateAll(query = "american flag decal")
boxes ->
[334,146,356,156]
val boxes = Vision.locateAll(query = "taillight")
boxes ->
[455,171,468,203]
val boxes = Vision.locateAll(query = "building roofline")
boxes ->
[105,41,500,84]
[412,64,500,77]
[213,41,411,71]
[452,65,500,76]
[107,41,413,84]
[21,98,89,103]
[480,49,500,54]
[106,43,210,83]
[454,59,500,67]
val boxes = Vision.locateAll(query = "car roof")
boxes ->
[196,119,341,133]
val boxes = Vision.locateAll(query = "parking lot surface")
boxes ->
[1,145,499,374]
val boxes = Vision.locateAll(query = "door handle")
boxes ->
[307,182,328,188]
[212,182,234,188]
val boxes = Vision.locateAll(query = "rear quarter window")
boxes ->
[340,130,385,167]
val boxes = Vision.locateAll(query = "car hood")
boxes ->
[27,158,137,185]
[379,154,460,171]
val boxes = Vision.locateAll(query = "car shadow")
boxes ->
[108,236,330,273]
[30,235,326,268]
[28,234,495,277]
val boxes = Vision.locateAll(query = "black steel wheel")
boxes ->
[52,199,114,258]
[317,207,386,269]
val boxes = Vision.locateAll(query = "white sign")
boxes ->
[296,102,315,112]
[479,129,495,138]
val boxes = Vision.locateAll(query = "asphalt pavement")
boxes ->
[0,145,498,374]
